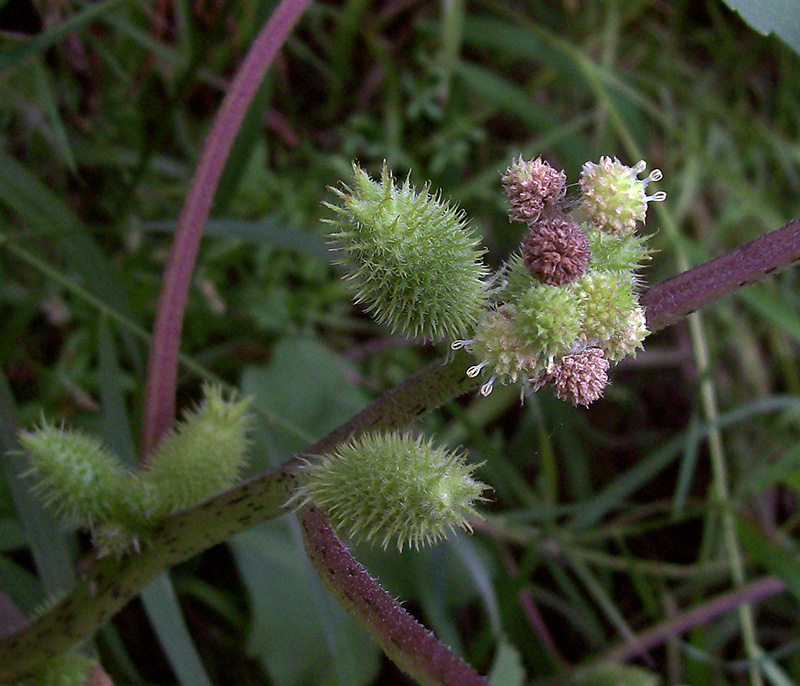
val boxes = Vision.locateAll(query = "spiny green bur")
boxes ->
[141,386,252,520]
[295,432,488,551]
[20,386,252,556]
[20,424,129,527]
[324,163,489,341]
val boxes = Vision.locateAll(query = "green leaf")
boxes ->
[0,0,127,74]
[143,216,329,261]
[141,575,214,686]
[232,519,380,686]
[240,336,368,463]
[721,0,800,57]
[736,517,800,603]
[488,638,526,686]
[0,371,74,597]
[32,56,76,173]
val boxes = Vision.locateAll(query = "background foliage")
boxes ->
[2,1,800,684]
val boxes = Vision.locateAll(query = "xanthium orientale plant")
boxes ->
[12,155,667,686]
[20,156,663,566]
[286,155,664,553]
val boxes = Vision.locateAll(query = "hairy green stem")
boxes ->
[0,350,476,680]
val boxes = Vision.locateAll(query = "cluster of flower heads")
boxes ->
[326,156,664,407]
[453,155,665,405]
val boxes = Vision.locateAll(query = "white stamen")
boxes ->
[480,378,496,396]
[646,168,663,183]
[466,363,486,378]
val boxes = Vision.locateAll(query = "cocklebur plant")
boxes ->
[20,385,252,557]
[8,156,665,686]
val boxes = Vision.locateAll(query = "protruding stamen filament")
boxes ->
[480,378,496,396]
[648,191,667,202]
[647,168,663,183]
[451,339,473,350]
[466,362,486,378]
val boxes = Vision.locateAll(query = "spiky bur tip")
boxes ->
[585,225,651,274]
[293,432,489,551]
[502,156,566,223]
[522,211,591,286]
[579,157,666,235]
[324,162,489,341]
[19,422,127,526]
[141,385,253,520]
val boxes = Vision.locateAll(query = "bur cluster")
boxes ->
[21,386,252,556]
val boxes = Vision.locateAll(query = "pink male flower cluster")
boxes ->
[457,155,664,405]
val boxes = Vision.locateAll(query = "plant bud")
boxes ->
[534,348,610,406]
[580,157,665,235]
[522,211,591,286]
[20,423,127,526]
[294,432,488,551]
[502,156,566,224]
[142,386,252,519]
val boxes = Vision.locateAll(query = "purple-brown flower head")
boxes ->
[522,211,591,286]
[534,348,610,406]
[502,156,566,224]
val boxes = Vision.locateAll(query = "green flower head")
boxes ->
[580,157,666,235]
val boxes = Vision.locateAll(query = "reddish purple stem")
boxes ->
[603,576,786,663]
[641,219,800,332]
[140,0,314,459]
[300,506,490,686]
